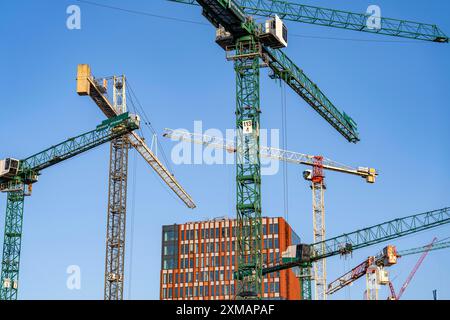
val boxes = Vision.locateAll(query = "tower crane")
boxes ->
[325,237,449,299]
[76,65,196,300]
[164,0,448,300]
[163,128,377,299]
[0,113,140,300]
[388,237,437,300]
[259,207,450,275]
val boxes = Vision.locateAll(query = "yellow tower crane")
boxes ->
[163,128,377,300]
[77,66,196,300]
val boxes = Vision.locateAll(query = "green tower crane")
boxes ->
[0,113,140,300]
[169,0,448,299]
[166,0,448,299]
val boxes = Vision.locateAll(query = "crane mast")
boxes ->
[104,75,129,300]
[0,114,140,300]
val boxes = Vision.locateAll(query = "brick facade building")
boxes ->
[160,217,301,300]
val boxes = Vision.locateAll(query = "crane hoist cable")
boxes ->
[280,80,289,222]
[127,150,138,300]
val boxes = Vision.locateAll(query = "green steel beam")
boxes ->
[260,207,450,275]
[299,265,312,300]
[19,113,138,176]
[0,114,139,300]
[313,207,450,261]
[398,239,450,257]
[263,46,359,143]
[235,35,263,300]
[168,0,448,42]
[0,190,25,300]
[238,0,449,43]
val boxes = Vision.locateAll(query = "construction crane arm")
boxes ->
[167,1,360,143]
[326,258,372,295]
[257,207,450,275]
[396,238,437,299]
[77,65,196,209]
[312,208,449,261]
[263,47,359,143]
[398,238,450,257]
[239,0,449,43]
[163,128,376,182]
[168,0,448,43]
[0,113,139,190]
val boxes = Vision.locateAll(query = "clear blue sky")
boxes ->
[0,0,449,300]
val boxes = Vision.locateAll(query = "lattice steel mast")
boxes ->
[104,76,129,300]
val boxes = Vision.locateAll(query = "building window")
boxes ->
[274,238,279,249]
[181,230,185,240]
[264,282,268,293]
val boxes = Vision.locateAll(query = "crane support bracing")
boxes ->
[398,239,450,257]
[168,0,449,42]
[234,35,263,299]
[0,114,140,300]
[263,47,359,143]
[394,237,437,300]
[260,207,450,275]
[163,129,377,182]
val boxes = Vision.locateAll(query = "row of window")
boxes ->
[162,281,281,299]
[178,238,279,256]
[180,254,235,269]
[162,283,236,299]
[162,269,282,285]
[164,249,281,271]
[180,223,279,241]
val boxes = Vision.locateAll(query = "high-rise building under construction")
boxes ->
[160,217,301,300]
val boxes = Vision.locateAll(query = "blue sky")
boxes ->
[0,0,449,300]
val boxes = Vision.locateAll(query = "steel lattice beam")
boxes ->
[313,207,450,261]
[0,191,25,300]
[168,0,448,42]
[104,137,129,300]
[235,36,263,300]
